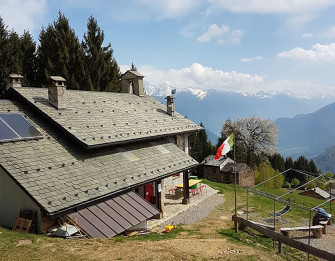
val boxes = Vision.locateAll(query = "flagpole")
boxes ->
[233,130,238,233]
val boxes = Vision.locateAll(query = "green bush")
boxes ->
[292,178,300,188]
[283,181,291,188]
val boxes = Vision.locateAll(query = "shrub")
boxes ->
[283,181,291,188]
[292,178,300,188]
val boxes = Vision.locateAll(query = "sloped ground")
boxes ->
[0,194,289,261]
[4,181,320,261]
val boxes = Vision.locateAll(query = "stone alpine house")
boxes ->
[201,155,254,187]
[0,70,202,238]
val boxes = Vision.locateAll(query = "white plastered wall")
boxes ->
[0,168,42,233]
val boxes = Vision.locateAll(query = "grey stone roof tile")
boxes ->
[13,87,202,148]
[0,99,198,214]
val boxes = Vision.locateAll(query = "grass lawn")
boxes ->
[0,180,328,260]
[202,179,333,225]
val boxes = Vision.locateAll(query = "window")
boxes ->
[0,113,43,143]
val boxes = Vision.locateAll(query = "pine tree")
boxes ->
[308,159,319,175]
[190,122,215,163]
[0,17,9,94]
[293,155,311,183]
[37,12,85,89]
[21,31,37,86]
[269,153,285,172]
[7,31,22,74]
[82,16,121,92]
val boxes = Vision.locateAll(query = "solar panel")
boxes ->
[0,113,43,143]
[0,119,19,141]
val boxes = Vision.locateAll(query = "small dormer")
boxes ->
[48,76,66,109]
[7,74,24,89]
[121,65,144,97]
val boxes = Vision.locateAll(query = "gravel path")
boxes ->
[158,193,224,227]
[295,224,335,255]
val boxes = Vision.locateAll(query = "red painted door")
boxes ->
[145,183,154,203]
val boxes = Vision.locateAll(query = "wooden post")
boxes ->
[233,133,238,233]
[246,189,249,220]
[182,170,190,204]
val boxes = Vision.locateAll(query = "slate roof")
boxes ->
[0,99,197,215]
[12,87,202,148]
[222,162,248,173]
[201,155,233,168]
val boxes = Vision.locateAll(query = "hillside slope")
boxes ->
[313,146,335,173]
[276,102,335,159]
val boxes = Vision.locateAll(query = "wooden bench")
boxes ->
[319,220,328,234]
[280,225,323,238]
[327,214,332,225]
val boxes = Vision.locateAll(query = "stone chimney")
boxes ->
[121,65,144,96]
[166,95,175,116]
[48,76,66,109]
[7,74,24,89]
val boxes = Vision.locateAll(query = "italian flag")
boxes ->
[214,133,234,160]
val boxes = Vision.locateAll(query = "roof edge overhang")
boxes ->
[47,164,198,217]
[10,88,203,149]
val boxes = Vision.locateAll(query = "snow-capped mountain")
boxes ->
[144,81,313,100]
[187,87,207,100]
[144,82,174,97]
[149,84,335,146]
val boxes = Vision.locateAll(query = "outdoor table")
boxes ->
[176,179,202,188]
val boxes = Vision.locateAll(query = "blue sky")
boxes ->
[1,0,335,96]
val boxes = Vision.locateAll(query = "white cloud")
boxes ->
[208,0,335,14]
[266,80,335,97]
[138,0,202,20]
[121,63,335,97]
[126,63,263,92]
[0,0,47,34]
[277,43,335,62]
[301,33,313,38]
[197,24,243,44]
[240,56,262,62]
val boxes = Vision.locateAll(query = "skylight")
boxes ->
[0,113,43,143]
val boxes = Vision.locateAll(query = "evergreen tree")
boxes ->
[37,12,85,89]
[269,153,285,172]
[293,155,311,183]
[308,159,319,175]
[21,31,37,86]
[7,31,22,74]
[0,17,9,94]
[285,156,294,170]
[190,122,215,163]
[82,16,121,92]
[284,156,295,182]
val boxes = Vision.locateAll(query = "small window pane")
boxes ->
[0,120,19,141]
[0,114,42,138]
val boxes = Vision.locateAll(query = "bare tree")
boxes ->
[221,116,278,166]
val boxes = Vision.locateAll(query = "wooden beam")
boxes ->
[182,170,190,204]
[232,216,335,260]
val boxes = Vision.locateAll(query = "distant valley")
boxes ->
[148,83,335,141]
[147,83,335,172]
